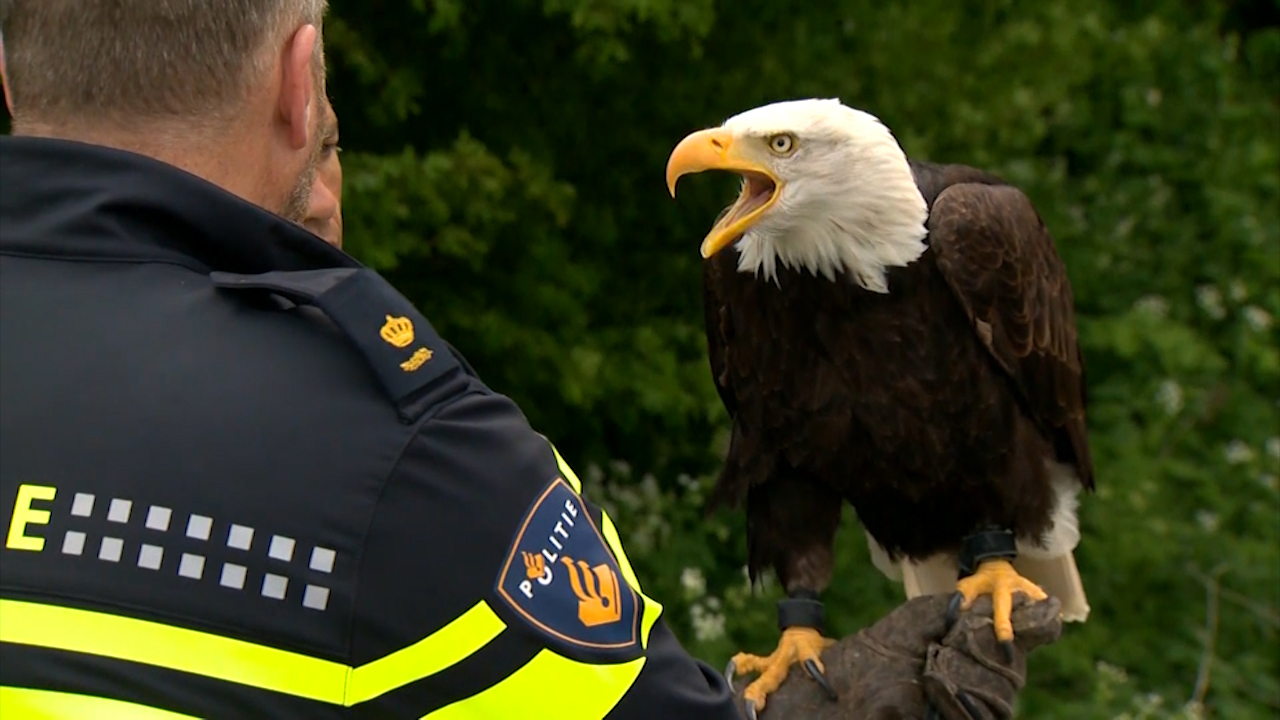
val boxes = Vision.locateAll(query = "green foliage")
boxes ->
[323,0,1278,716]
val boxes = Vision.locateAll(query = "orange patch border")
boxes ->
[496,477,640,650]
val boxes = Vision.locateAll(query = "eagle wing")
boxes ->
[927,183,1094,489]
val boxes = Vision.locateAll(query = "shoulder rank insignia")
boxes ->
[210,268,458,415]
[495,478,641,660]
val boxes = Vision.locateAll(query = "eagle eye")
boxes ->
[767,133,796,156]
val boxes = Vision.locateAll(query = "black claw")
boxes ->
[745,699,759,720]
[945,591,964,630]
[957,690,984,719]
[724,660,736,692]
[803,659,838,701]
[925,703,942,720]
[999,639,1015,664]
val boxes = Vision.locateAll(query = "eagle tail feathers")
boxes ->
[1015,552,1090,622]
[899,554,959,599]
[891,551,1089,623]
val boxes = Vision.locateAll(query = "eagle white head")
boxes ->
[666,98,929,292]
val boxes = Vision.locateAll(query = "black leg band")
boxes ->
[957,526,1017,579]
[778,590,824,632]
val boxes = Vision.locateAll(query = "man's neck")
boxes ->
[13,118,276,212]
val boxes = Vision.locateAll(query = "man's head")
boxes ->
[303,103,344,248]
[0,0,330,223]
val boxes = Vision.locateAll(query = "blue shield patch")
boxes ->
[495,478,640,655]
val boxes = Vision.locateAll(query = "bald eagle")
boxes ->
[666,99,1092,715]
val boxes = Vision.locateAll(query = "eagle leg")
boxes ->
[953,527,1048,657]
[726,591,838,717]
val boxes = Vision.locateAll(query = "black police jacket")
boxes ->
[0,136,740,719]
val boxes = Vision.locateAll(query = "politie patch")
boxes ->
[495,477,640,657]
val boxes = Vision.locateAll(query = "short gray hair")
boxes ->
[1,0,327,126]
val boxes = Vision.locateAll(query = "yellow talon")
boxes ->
[732,627,836,712]
[956,558,1049,642]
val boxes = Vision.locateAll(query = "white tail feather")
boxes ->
[894,551,1090,623]
[869,461,1091,622]
[899,553,957,599]
[1013,553,1091,622]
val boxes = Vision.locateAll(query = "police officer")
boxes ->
[0,2,1056,718]
[303,102,344,248]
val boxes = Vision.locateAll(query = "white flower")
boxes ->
[1137,692,1165,712]
[1195,285,1226,320]
[1195,510,1219,533]
[680,567,706,598]
[1243,305,1273,331]
[1266,437,1280,460]
[1224,439,1255,465]
[1228,279,1248,302]
[1155,380,1183,415]
[690,601,726,642]
[1096,661,1129,683]
[586,463,605,485]
[640,474,660,501]
[1134,295,1169,318]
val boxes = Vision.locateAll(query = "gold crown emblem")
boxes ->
[379,315,415,348]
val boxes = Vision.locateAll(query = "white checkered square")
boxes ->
[145,506,172,532]
[178,553,205,580]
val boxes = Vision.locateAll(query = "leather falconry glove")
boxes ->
[730,593,1063,719]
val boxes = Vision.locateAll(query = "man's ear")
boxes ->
[278,24,318,151]
[1,35,15,117]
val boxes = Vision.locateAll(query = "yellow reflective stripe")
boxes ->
[0,598,505,706]
[550,444,665,649]
[549,444,635,592]
[0,686,201,719]
[599,508,665,648]
[599,511,642,594]
[1,599,347,703]
[347,600,505,704]
[551,444,583,493]
[638,590,662,650]
[423,651,645,720]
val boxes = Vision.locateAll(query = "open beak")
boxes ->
[666,128,782,258]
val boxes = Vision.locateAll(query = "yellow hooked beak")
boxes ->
[665,127,782,259]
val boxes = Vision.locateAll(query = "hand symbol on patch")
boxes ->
[522,551,545,580]
[561,556,622,627]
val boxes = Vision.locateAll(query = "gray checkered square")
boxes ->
[261,573,288,600]
[178,553,205,580]
[138,544,164,570]
[99,537,123,562]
